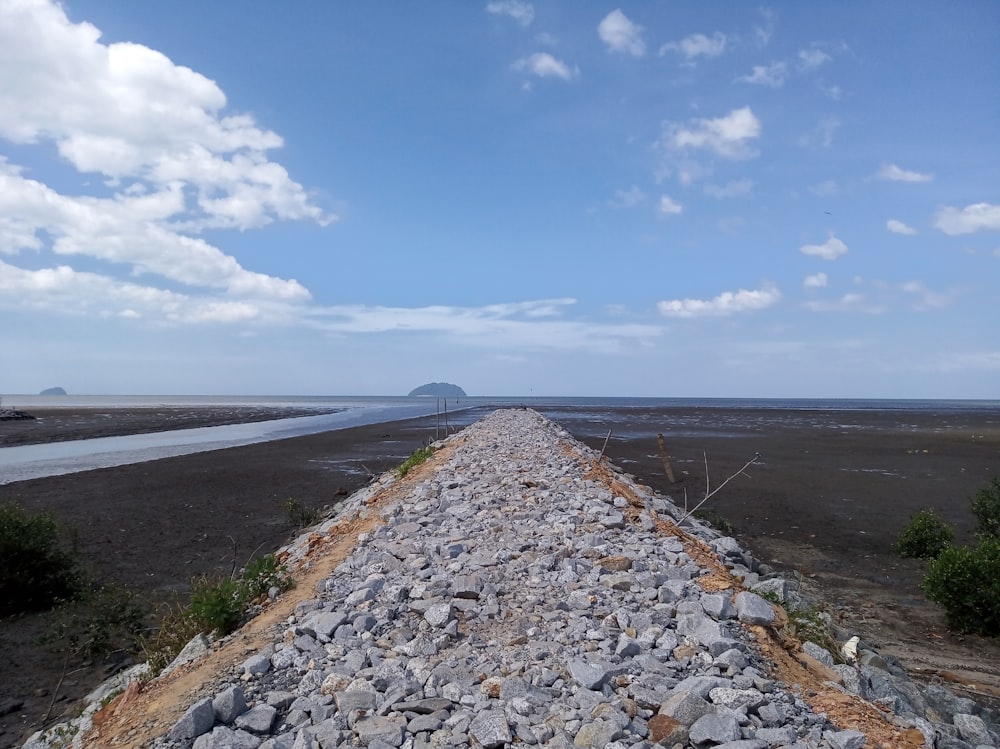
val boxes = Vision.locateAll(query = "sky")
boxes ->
[1,1,998,398]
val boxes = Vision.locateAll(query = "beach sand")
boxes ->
[1,404,999,746]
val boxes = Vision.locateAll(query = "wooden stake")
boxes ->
[598,429,612,461]
[656,433,676,483]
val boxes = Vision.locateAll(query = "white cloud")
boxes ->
[657,285,780,318]
[804,272,828,288]
[666,107,762,159]
[737,62,788,87]
[0,258,272,324]
[0,0,329,326]
[658,195,683,215]
[704,178,753,198]
[598,9,645,57]
[798,48,831,69]
[797,115,840,149]
[609,186,646,208]
[512,52,576,80]
[312,298,663,354]
[877,163,933,183]
[804,293,883,313]
[0,2,331,230]
[485,0,534,26]
[934,203,1000,235]
[887,219,918,235]
[800,235,848,260]
[660,32,727,60]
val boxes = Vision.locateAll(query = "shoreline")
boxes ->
[2,404,999,746]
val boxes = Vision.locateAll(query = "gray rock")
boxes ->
[734,592,775,626]
[469,710,512,748]
[824,728,866,749]
[214,685,249,724]
[235,705,278,734]
[169,697,216,741]
[424,602,453,628]
[193,726,263,749]
[801,641,834,667]
[568,659,610,691]
[573,719,621,747]
[659,690,712,726]
[354,716,405,747]
[689,713,741,745]
[954,713,994,746]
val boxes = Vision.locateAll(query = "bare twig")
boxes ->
[42,649,71,724]
[598,429,612,461]
[677,452,760,526]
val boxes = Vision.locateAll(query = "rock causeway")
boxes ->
[27,409,1000,749]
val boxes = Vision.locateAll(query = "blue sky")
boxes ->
[1,1,998,398]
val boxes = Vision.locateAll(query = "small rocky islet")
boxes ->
[33,409,1000,748]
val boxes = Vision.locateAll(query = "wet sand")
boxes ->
[1,404,999,747]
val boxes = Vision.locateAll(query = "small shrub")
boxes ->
[238,553,293,604]
[895,508,953,559]
[694,509,734,536]
[41,584,147,659]
[187,575,243,636]
[970,476,1000,539]
[284,497,321,529]
[397,445,435,478]
[922,536,1000,636]
[139,602,203,676]
[0,503,83,615]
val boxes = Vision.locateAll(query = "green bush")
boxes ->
[895,508,953,559]
[970,476,1000,539]
[187,576,243,636]
[42,584,147,659]
[397,445,435,478]
[141,552,294,673]
[238,553,294,604]
[922,536,1000,636]
[0,503,83,615]
[284,497,321,529]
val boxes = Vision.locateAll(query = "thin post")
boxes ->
[598,429,612,461]
[435,398,440,440]
[443,398,449,433]
[656,433,676,483]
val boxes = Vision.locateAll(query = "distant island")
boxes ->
[408,382,466,398]
[39,386,67,396]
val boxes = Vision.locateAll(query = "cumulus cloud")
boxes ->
[665,107,762,160]
[737,62,788,87]
[659,32,727,60]
[877,163,932,183]
[598,9,645,57]
[512,52,576,80]
[0,0,329,325]
[658,195,683,215]
[485,0,534,26]
[657,285,780,318]
[887,219,918,235]
[934,203,1000,235]
[804,272,828,288]
[800,235,848,260]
